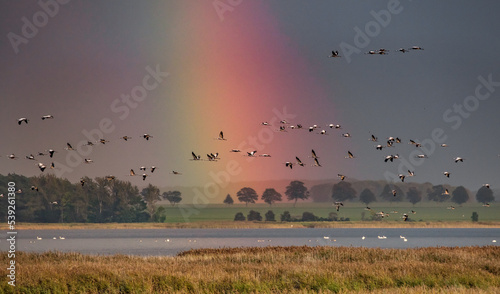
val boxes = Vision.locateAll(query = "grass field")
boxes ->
[3,246,500,293]
[156,201,498,223]
[16,202,499,230]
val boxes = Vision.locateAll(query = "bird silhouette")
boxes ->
[18,117,29,125]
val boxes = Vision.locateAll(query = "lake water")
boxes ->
[3,228,499,256]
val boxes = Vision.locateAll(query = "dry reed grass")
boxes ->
[1,246,499,293]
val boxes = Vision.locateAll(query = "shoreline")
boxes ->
[16,221,500,230]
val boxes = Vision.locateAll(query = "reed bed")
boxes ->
[1,246,499,293]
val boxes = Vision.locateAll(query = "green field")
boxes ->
[158,201,498,223]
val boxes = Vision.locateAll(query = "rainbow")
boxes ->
[149,1,349,191]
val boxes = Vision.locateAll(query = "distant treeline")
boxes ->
[0,173,494,223]
[0,174,180,223]
[309,180,495,205]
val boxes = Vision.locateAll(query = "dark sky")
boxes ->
[1,0,500,193]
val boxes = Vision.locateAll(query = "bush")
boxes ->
[280,211,291,222]
[234,212,245,221]
[328,212,338,221]
[471,212,479,222]
[152,206,166,223]
[302,212,318,221]
[265,210,275,222]
[247,210,262,221]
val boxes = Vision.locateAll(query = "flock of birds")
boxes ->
[6,114,175,190]
[8,110,492,208]
[329,46,424,58]
[3,44,495,222]
[254,119,475,185]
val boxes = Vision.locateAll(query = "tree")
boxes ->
[261,188,282,206]
[152,206,166,222]
[476,186,494,204]
[331,181,357,202]
[310,184,333,202]
[234,212,245,221]
[471,212,479,222]
[359,188,376,205]
[247,210,262,221]
[427,185,449,202]
[223,194,234,205]
[406,187,422,205]
[285,181,309,207]
[451,186,469,205]
[236,187,258,206]
[379,184,404,202]
[0,174,150,224]
[91,176,116,222]
[302,212,317,221]
[280,211,292,222]
[328,212,338,221]
[162,190,182,206]
[265,210,275,221]
[141,184,161,220]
